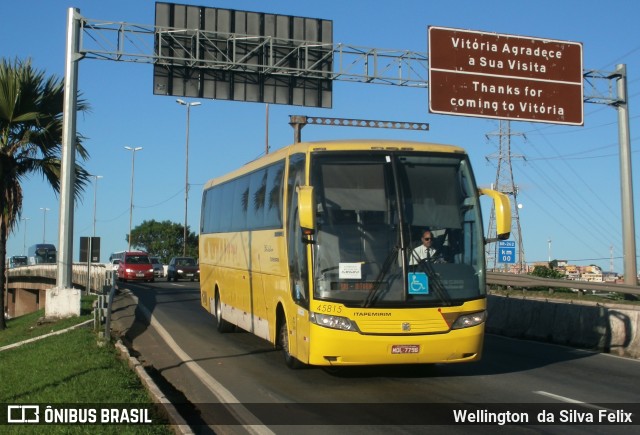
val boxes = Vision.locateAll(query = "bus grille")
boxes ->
[355,319,448,334]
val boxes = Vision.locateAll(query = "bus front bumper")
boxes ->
[306,323,485,366]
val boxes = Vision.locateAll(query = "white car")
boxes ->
[109,259,120,279]
[111,259,120,273]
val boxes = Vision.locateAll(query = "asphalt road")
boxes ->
[109,280,640,435]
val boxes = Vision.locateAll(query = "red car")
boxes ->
[117,251,155,282]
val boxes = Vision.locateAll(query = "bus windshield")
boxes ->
[310,152,485,307]
[28,244,57,265]
[9,256,28,268]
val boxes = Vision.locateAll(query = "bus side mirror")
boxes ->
[478,188,511,241]
[297,185,316,235]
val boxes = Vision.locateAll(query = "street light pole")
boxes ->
[176,99,201,256]
[21,217,30,255]
[40,207,50,243]
[91,175,103,237]
[87,174,103,295]
[125,147,143,251]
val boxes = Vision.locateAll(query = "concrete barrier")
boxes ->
[45,287,82,318]
[486,294,640,359]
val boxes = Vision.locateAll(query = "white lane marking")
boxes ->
[133,294,275,435]
[534,391,613,411]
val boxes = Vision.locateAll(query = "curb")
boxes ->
[115,340,195,435]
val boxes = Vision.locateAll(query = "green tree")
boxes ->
[0,58,90,330]
[529,265,570,292]
[128,219,198,262]
[530,265,565,279]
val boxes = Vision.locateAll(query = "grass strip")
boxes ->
[0,300,174,434]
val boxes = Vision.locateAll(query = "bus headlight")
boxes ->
[310,312,359,332]
[451,311,486,329]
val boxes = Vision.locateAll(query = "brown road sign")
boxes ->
[428,26,583,125]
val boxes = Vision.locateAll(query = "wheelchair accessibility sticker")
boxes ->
[408,272,428,295]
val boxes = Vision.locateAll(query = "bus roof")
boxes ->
[203,139,467,190]
[28,243,56,251]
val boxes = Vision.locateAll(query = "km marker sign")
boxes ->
[428,26,583,125]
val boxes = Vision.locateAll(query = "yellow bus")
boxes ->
[199,139,510,368]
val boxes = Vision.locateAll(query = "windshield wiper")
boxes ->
[414,260,453,306]
[362,246,399,308]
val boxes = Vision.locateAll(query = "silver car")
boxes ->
[150,256,164,278]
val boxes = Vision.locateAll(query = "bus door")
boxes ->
[287,153,311,363]
[237,232,254,333]
[288,206,311,363]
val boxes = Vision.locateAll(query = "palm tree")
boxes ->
[0,57,91,330]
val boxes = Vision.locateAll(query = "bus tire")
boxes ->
[214,292,233,333]
[278,321,302,369]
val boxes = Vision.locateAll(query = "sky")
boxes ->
[2,0,639,274]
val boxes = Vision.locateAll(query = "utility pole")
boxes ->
[91,175,103,237]
[21,217,30,255]
[125,146,143,251]
[176,99,201,257]
[610,245,614,273]
[40,207,51,243]
[613,64,638,285]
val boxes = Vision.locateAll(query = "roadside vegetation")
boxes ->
[128,219,198,263]
[0,297,172,434]
[0,296,95,347]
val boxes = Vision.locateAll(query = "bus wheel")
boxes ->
[214,293,233,333]
[278,321,302,369]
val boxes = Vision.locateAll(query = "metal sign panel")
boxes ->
[428,26,583,125]
[154,2,333,108]
[79,237,101,263]
[498,240,516,264]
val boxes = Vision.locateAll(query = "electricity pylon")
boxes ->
[485,120,527,273]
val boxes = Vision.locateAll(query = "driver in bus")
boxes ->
[409,229,446,265]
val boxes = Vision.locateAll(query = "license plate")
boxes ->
[391,344,420,354]
[136,273,144,277]
[186,273,194,277]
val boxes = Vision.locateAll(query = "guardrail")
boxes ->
[487,271,640,297]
